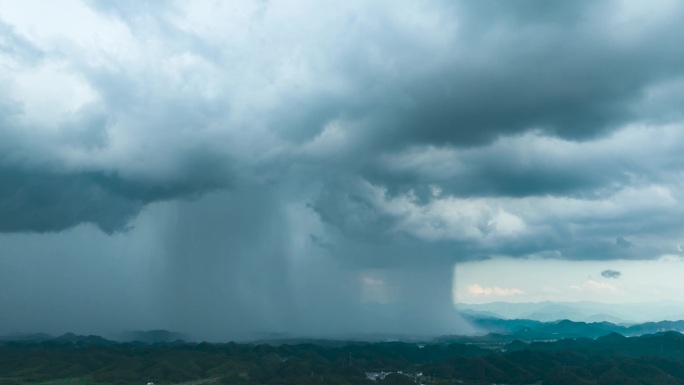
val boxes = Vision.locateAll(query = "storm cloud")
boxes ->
[2,0,684,339]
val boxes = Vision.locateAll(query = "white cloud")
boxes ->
[570,279,619,293]
[466,283,524,297]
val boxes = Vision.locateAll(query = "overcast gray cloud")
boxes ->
[2,0,684,339]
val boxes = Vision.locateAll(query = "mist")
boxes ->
[0,187,471,340]
[144,187,473,340]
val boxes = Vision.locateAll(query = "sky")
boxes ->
[2,0,684,341]
[454,256,684,304]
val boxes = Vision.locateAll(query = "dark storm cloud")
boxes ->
[363,135,630,200]
[87,0,684,149]
[324,0,684,150]
[308,178,399,243]
[3,0,684,339]
[601,269,622,279]
[1,0,683,268]
[0,167,142,233]
[3,0,684,233]
[0,165,227,233]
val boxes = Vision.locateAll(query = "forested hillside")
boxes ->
[5,332,684,385]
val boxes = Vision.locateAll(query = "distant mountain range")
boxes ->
[454,315,684,342]
[5,315,684,347]
[457,300,684,323]
[0,330,188,345]
[115,330,189,343]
